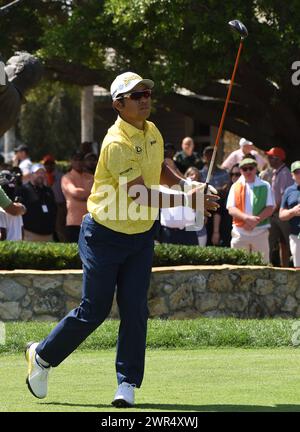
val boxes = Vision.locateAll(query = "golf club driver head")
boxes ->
[228,20,248,39]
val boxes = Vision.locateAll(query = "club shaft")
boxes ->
[205,40,244,186]
[0,0,22,12]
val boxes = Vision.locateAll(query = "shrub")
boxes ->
[153,243,264,266]
[0,241,264,270]
[0,241,81,270]
[55,160,71,173]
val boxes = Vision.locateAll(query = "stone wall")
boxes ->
[0,265,299,321]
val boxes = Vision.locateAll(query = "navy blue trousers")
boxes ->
[36,214,156,388]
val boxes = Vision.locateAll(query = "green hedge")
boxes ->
[55,160,71,173]
[0,241,264,270]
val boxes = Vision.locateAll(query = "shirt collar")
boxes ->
[274,163,286,174]
[238,175,261,186]
[116,116,148,138]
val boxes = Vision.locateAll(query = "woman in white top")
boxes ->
[159,167,207,246]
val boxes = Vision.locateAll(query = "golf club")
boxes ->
[205,19,248,190]
[0,0,24,17]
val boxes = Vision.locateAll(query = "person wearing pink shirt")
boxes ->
[221,138,267,172]
[61,151,94,243]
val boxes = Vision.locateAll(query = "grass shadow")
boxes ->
[40,402,300,412]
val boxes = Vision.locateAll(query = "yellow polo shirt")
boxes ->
[87,116,164,234]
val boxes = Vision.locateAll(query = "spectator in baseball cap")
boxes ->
[265,147,287,161]
[266,147,293,267]
[280,161,300,268]
[221,137,267,172]
[226,155,274,264]
[13,144,32,183]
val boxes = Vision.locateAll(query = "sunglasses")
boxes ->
[230,172,241,177]
[241,165,255,172]
[293,169,300,175]
[117,89,152,101]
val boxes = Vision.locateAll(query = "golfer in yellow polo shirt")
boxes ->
[25,72,219,407]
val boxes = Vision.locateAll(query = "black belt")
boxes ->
[161,226,184,231]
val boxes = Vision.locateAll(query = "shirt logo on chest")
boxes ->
[135,146,143,154]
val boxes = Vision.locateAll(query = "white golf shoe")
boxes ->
[112,382,136,408]
[25,342,50,399]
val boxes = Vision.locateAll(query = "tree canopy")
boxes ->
[1,0,300,161]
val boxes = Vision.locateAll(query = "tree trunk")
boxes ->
[81,86,94,143]
[4,126,16,161]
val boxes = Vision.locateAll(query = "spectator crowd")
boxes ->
[0,136,299,268]
[162,136,299,268]
[0,141,95,244]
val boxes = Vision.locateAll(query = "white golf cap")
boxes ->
[239,137,254,147]
[110,72,154,100]
[31,163,46,174]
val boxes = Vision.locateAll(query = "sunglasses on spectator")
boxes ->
[117,89,152,101]
[293,169,300,175]
[241,165,255,172]
[230,172,241,177]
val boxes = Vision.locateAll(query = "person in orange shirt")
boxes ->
[61,151,94,243]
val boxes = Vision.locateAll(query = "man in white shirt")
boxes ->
[0,208,23,240]
[222,138,267,172]
[226,158,275,263]
[0,174,24,240]
[13,144,32,184]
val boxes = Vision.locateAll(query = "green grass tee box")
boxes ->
[1,349,300,412]
[1,318,299,353]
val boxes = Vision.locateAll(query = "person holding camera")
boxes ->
[0,168,24,241]
[0,170,26,241]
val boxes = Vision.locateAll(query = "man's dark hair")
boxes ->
[84,152,97,161]
[71,151,85,161]
[164,143,176,158]
[80,142,93,155]
[113,98,125,115]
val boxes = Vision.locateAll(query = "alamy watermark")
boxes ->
[291,61,300,86]
[0,321,5,345]
[291,321,300,346]
[0,61,5,85]
[91,178,205,230]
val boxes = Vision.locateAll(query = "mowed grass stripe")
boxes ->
[1,349,300,412]
[1,318,298,353]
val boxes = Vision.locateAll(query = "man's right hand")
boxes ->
[187,187,220,216]
[5,202,26,216]
[292,204,300,217]
[243,215,260,231]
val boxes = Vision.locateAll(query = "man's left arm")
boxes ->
[257,153,267,171]
[159,161,220,218]
[256,206,274,224]
[160,161,184,188]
